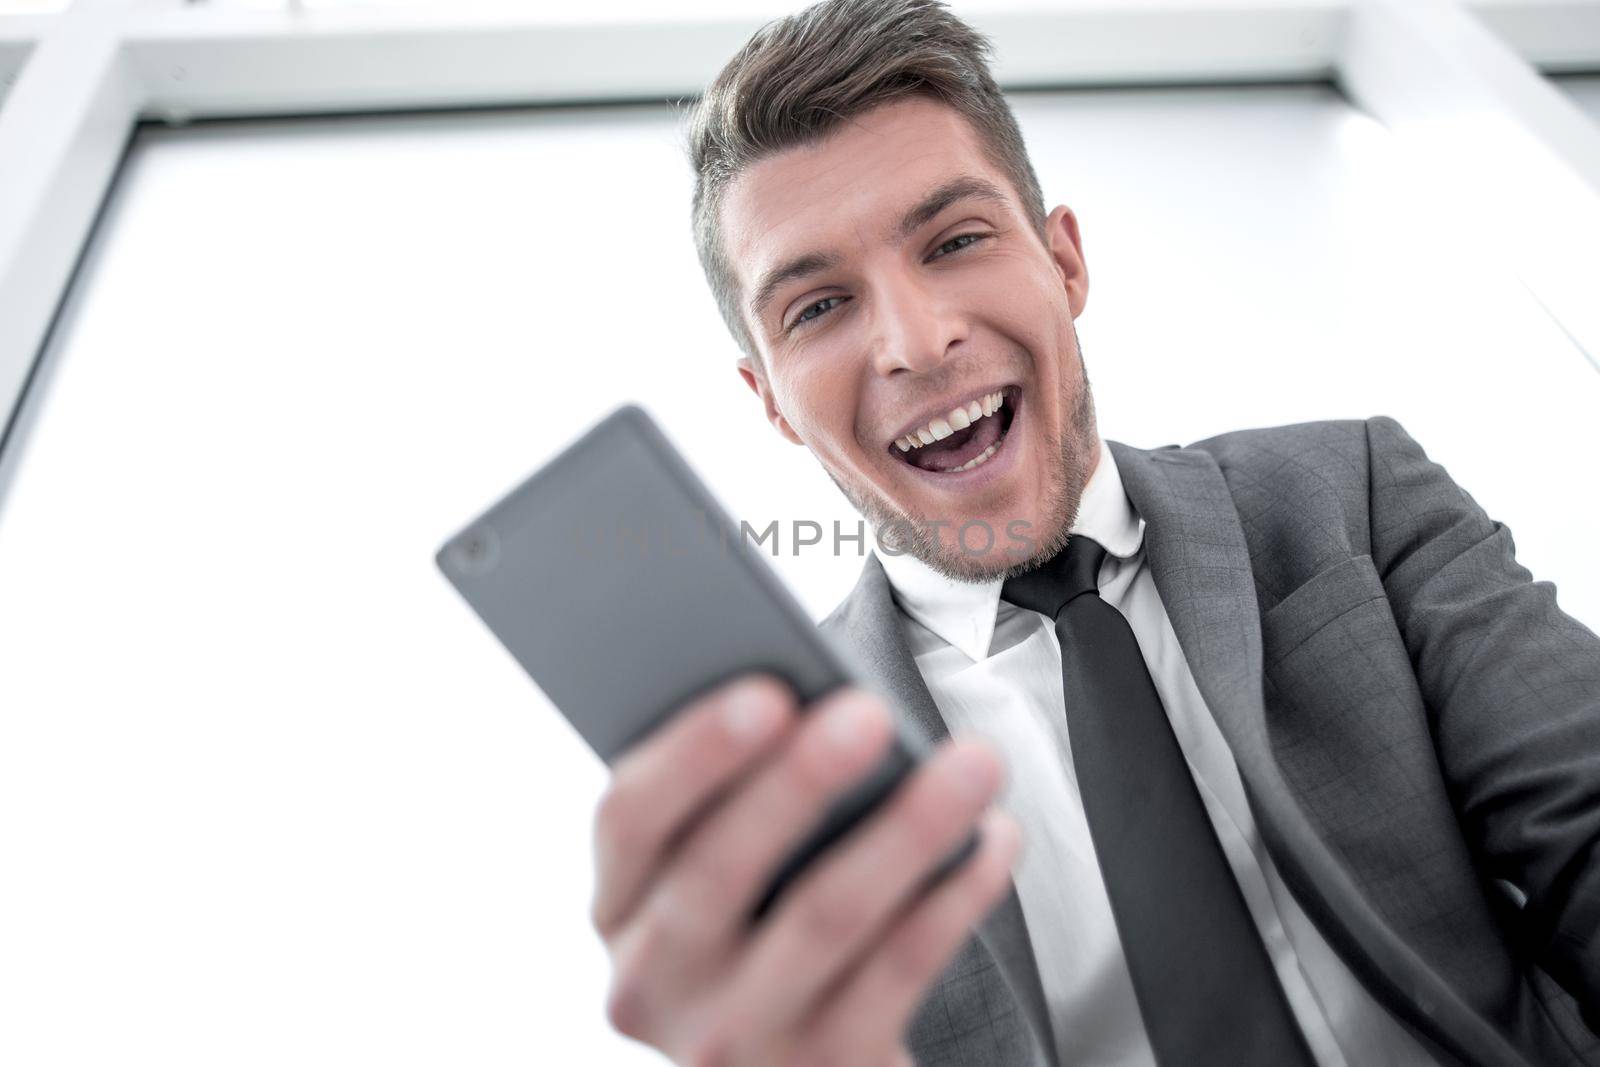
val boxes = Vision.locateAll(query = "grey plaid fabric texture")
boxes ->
[818,415,1600,1067]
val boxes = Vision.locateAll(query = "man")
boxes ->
[587,1,1600,1064]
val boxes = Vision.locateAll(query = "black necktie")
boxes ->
[1002,534,1315,1067]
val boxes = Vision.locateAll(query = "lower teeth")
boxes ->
[952,442,998,472]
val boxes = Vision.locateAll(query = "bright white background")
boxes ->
[1,83,1598,1064]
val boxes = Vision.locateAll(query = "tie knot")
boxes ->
[1001,534,1107,619]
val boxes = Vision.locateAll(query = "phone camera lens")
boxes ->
[449,525,500,576]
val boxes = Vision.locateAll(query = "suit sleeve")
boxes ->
[1366,414,1600,1022]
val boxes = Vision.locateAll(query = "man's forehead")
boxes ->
[722,98,1000,287]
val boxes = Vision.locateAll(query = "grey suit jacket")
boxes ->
[817,416,1600,1067]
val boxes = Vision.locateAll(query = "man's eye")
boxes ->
[934,232,988,257]
[784,234,989,334]
[788,295,847,333]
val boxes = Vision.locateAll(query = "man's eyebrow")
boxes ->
[893,175,1010,243]
[747,175,1011,325]
[748,250,844,325]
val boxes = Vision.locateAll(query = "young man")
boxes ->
[587,1,1600,1064]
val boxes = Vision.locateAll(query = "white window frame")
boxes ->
[0,0,1597,511]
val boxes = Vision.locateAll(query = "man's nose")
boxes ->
[868,269,969,378]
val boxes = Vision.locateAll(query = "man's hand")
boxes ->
[589,673,1020,1066]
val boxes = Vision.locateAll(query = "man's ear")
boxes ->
[1045,204,1089,319]
[737,356,804,446]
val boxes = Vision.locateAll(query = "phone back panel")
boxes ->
[436,405,854,762]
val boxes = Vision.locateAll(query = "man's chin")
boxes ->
[843,455,1084,583]
[906,540,1038,584]
[829,427,1087,582]
[878,509,1067,584]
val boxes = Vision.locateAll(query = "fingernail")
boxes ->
[991,810,1023,863]
[949,744,999,799]
[724,680,781,739]
[823,695,881,749]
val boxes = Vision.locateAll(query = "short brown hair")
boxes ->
[683,0,1048,362]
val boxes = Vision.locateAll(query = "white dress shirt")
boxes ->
[876,440,1437,1067]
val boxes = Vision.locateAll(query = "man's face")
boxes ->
[723,96,1099,581]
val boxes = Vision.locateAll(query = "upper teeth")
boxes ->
[895,391,1004,452]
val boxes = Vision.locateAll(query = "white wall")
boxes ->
[1,84,1596,1065]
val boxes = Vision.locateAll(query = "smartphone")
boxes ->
[436,403,974,919]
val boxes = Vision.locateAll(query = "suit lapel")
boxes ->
[820,555,1060,1067]
[1108,439,1527,1067]
[1105,441,1282,813]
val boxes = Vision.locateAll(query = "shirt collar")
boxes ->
[875,437,1145,661]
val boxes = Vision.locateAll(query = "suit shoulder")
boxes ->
[1181,415,1426,481]
[1182,416,1372,470]
[1163,418,1393,591]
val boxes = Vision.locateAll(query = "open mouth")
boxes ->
[889,385,1019,475]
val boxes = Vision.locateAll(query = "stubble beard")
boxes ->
[830,349,1099,584]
